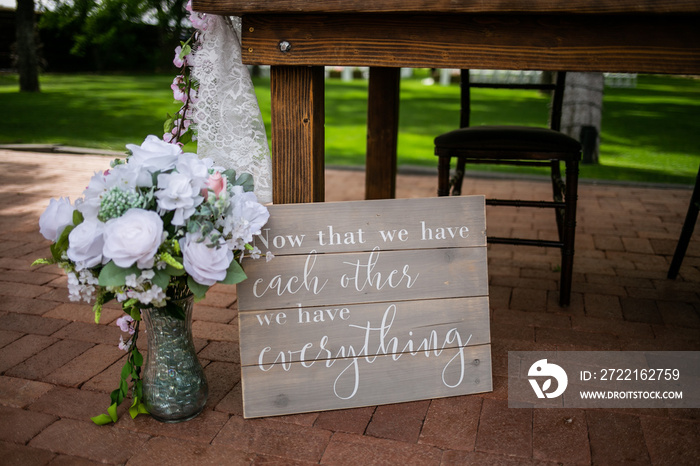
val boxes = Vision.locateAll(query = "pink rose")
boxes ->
[202,172,226,201]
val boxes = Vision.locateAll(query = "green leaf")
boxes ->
[234,173,255,192]
[164,114,174,133]
[222,169,237,185]
[178,129,192,145]
[91,413,114,425]
[165,299,187,320]
[72,209,84,226]
[120,361,132,380]
[107,402,118,423]
[160,252,184,271]
[165,263,185,276]
[93,303,102,324]
[221,260,247,285]
[98,261,139,287]
[151,268,172,290]
[132,349,144,367]
[129,398,149,419]
[119,378,128,395]
[110,388,122,405]
[127,303,141,321]
[187,276,209,301]
[31,258,54,266]
[50,224,75,261]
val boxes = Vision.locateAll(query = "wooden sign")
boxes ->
[237,196,492,418]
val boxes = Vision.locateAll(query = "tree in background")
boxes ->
[39,0,190,72]
[16,0,41,91]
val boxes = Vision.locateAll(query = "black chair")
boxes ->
[668,164,700,279]
[435,70,581,306]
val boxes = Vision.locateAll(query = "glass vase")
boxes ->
[142,293,208,422]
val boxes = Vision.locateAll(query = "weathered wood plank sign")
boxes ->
[237,196,492,418]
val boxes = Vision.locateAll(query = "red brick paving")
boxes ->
[586,411,652,464]
[1,150,699,464]
[475,398,533,458]
[365,400,430,443]
[532,409,590,464]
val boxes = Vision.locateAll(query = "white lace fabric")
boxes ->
[192,16,272,204]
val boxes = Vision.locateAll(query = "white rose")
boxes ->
[180,233,233,286]
[67,220,105,270]
[107,161,153,190]
[39,197,75,242]
[126,135,181,173]
[176,153,211,188]
[103,209,164,269]
[226,189,270,244]
[155,172,203,225]
[76,170,110,221]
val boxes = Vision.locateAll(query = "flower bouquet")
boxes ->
[34,135,270,424]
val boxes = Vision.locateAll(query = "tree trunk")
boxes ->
[561,72,604,164]
[16,0,40,92]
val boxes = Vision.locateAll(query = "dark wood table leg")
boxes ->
[668,164,700,279]
[271,65,325,204]
[365,67,400,200]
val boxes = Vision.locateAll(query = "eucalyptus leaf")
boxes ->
[222,169,237,185]
[234,172,254,192]
[98,261,140,287]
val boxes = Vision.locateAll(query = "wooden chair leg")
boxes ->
[668,164,700,279]
[438,156,451,197]
[559,159,579,306]
[550,160,565,241]
[452,156,467,195]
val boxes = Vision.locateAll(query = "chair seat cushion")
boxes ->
[435,125,582,153]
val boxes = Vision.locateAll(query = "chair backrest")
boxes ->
[459,70,567,132]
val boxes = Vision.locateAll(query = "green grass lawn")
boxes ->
[1,71,699,185]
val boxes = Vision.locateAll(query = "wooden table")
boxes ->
[193,0,700,204]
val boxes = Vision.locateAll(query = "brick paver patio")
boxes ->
[1,149,698,465]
